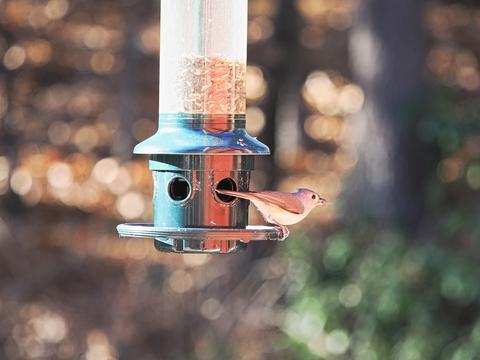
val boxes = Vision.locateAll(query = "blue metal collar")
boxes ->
[134,113,270,155]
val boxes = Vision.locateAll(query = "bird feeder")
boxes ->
[117,0,284,253]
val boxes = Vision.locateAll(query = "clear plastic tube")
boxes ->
[159,0,248,115]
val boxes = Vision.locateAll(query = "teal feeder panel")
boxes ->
[117,0,285,253]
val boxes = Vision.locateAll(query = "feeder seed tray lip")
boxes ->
[117,223,286,242]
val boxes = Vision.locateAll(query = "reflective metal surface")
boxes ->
[154,239,248,254]
[149,154,252,252]
[149,154,254,171]
[117,223,286,254]
[117,223,286,241]
[134,114,270,155]
[152,158,250,227]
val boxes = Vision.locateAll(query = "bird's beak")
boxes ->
[317,197,328,206]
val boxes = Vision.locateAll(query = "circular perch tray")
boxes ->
[117,223,286,254]
[117,223,286,242]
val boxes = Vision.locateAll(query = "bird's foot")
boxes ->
[280,225,290,240]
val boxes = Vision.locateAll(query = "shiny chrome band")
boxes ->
[149,154,254,171]
[158,113,246,129]
[117,224,286,241]
[117,223,286,254]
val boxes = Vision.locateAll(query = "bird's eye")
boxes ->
[312,194,317,200]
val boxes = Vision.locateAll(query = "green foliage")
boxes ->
[283,230,480,359]
[418,88,480,196]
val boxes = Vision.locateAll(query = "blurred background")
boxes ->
[1,0,480,358]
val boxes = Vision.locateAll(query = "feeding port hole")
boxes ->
[216,178,237,203]
[168,177,191,201]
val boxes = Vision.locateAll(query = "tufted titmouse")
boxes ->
[216,188,327,238]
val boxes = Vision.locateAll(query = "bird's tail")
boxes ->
[215,189,256,201]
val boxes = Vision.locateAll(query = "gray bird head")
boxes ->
[296,188,327,210]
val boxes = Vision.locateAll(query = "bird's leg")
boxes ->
[280,225,290,239]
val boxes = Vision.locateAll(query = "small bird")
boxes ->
[216,188,327,238]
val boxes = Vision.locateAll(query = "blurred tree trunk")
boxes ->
[273,0,302,187]
[344,0,426,229]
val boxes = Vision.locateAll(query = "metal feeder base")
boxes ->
[117,223,286,254]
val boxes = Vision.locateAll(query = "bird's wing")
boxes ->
[216,190,304,214]
[250,191,304,214]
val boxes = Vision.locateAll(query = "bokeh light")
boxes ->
[1,0,480,359]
